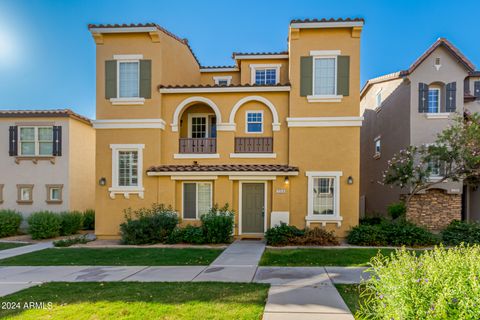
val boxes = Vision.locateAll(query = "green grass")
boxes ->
[0,242,28,251]
[260,248,397,266]
[0,248,223,266]
[0,282,269,320]
[335,284,364,315]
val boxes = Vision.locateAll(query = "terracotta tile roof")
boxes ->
[88,23,201,67]
[232,51,288,58]
[361,38,477,98]
[470,71,480,77]
[200,65,237,69]
[0,109,92,125]
[290,17,364,24]
[158,83,290,90]
[147,164,299,173]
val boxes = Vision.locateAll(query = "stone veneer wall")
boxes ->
[405,189,461,231]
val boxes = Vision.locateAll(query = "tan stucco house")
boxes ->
[0,109,95,217]
[89,18,364,239]
[360,38,480,230]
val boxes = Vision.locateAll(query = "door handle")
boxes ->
[262,206,265,217]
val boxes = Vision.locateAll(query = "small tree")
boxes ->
[383,113,480,206]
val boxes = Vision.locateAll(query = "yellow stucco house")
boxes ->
[89,18,364,239]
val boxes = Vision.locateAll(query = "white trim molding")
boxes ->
[290,21,364,29]
[160,86,290,94]
[200,67,239,72]
[230,153,277,159]
[109,144,145,199]
[228,96,281,131]
[310,50,341,56]
[110,97,145,105]
[213,76,232,86]
[307,95,343,103]
[287,116,363,127]
[113,54,144,60]
[148,171,298,177]
[305,171,343,227]
[425,112,450,119]
[250,64,282,85]
[93,119,166,129]
[171,96,223,132]
[173,153,220,159]
[234,54,288,60]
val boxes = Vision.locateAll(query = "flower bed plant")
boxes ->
[358,245,480,319]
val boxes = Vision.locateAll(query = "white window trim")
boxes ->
[308,50,342,102]
[213,76,232,86]
[374,136,381,159]
[18,126,53,157]
[181,181,213,220]
[109,144,144,199]
[425,112,450,119]
[187,113,215,138]
[250,64,281,85]
[427,87,441,113]
[305,171,343,227]
[245,110,264,134]
[112,58,141,104]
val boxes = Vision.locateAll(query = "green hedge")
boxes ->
[0,210,22,238]
[59,211,84,236]
[201,204,235,244]
[82,209,95,230]
[265,223,339,246]
[441,220,480,245]
[28,211,61,240]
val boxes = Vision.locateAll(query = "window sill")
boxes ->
[305,215,343,227]
[46,200,63,204]
[373,153,381,159]
[230,153,277,159]
[110,97,145,105]
[307,95,343,103]
[14,156,55,164]
[108,187,144,199]
[425,112,450,119]
[174,153,220,159]
[17,200,33,205]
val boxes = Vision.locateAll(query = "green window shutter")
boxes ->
[105,60,117,99]
[337,56,350,96]
[300,56,313,96]
[139,60,152,99]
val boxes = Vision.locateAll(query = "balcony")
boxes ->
[234,137,273,153]
[179,138,217,154]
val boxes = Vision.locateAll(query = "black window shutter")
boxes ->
[475,81,480,99]
[446,82,456,112]
[8,126,18,156]
[52,126,62,156]
[418,83,429,113]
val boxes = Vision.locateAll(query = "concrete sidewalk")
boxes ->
[0,242,53,260]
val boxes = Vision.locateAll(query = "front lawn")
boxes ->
[0,248,223,266]
[260,248,396,267]
[335,284,363,315]
[0,242,28,251]
[0,282,269,320]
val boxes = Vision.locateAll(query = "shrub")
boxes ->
[291,228,339,246]
[441,220,480,245]
[265,223,304,246]
[387,202,407,220]
[0,210,22,238]
[347,220,437,247]
[28,211,61,239]
[358,245,480,319]
[359,216,384,226]
[201,204,235,244]
[82,209,95,230]
[120,204,178,245]
[166,227,185,244]
[59,211,84,236]
[53,235,90,247]
[182,225,205,244]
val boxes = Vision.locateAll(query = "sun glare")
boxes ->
[0,26,19,67]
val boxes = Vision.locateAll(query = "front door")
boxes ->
[241,183,265,233]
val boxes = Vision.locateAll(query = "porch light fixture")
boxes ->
[347,176,354,185]
[284,176,289,185]
[99,177,107,186]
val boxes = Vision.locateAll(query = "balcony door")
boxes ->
[188,114,216,138]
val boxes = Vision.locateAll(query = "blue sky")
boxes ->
[0,0,478,119]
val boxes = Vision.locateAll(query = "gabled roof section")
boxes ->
[0,109,92,125]
[361,38,477,98]
[88,23,201,67]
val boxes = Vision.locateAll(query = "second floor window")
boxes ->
[118,151,138,187]
[246,112,263,133]
[119,61,139,98]
[255,69,276,85]
[376,91,382,108]
[428,88,440,113]
[19,127,53,156]
[314,57,336,95]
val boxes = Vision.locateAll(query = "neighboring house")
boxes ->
[89,18,364,239]
[0,109,95,217]
[360,38,480,230]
